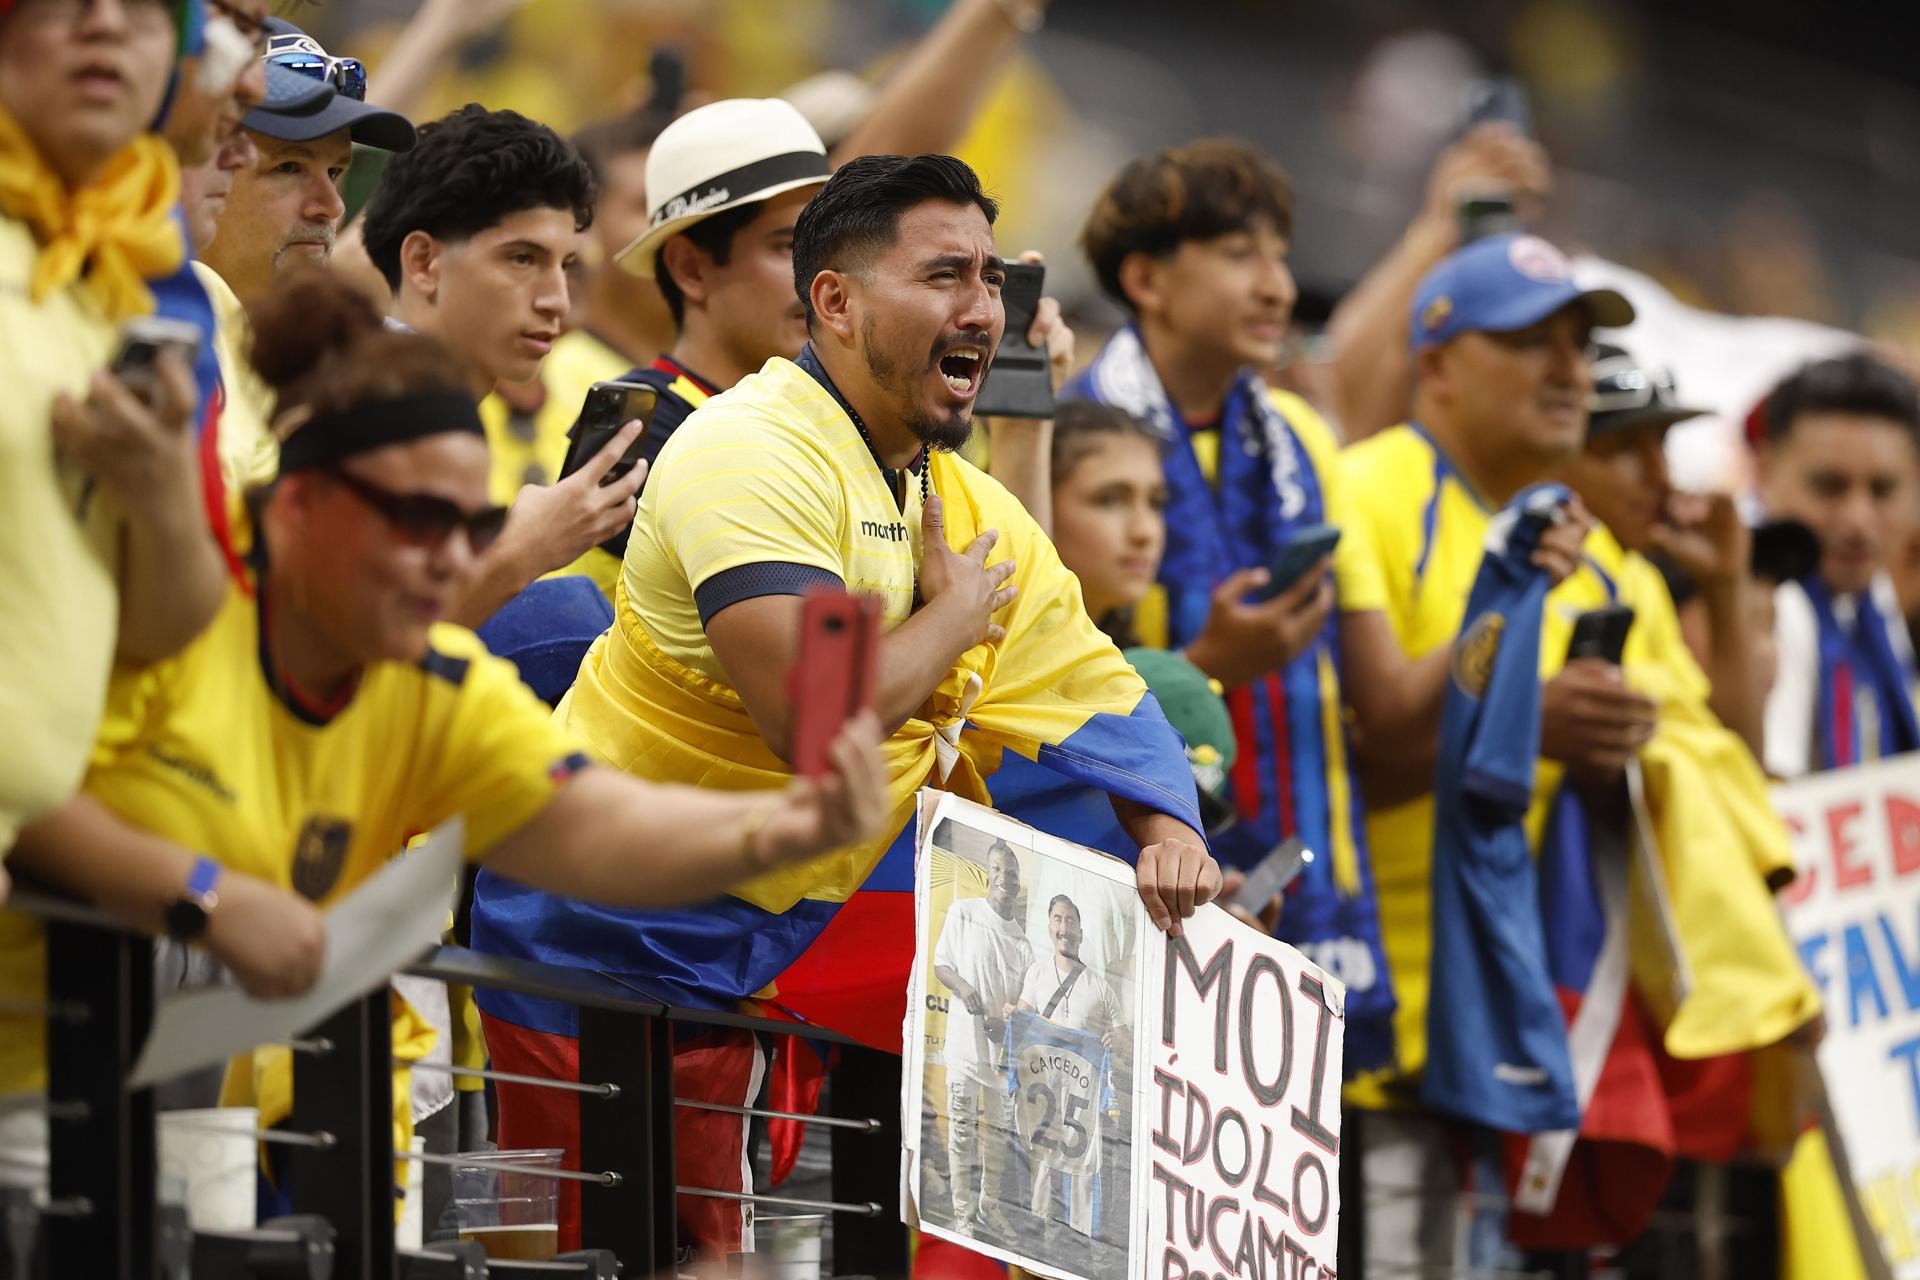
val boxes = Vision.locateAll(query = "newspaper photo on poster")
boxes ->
[904,792,1346,1280]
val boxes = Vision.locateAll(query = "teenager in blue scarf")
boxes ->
[1062,140,1395,1069]
[1756,352,1920,777]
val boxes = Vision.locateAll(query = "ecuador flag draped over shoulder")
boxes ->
[470,440,1201,1053]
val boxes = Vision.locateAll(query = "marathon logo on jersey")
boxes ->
[290,815,354,900]
[860,518,911,543]
[1451,612,1505,700]
[1507,235,1572,284]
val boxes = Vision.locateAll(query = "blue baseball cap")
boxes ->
[241,20,414,153]
[1410,233,1633,351]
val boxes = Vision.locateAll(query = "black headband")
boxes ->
[278,391,485,473]
[649,150,830,229]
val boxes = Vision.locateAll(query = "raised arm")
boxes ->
[482,714,886,907]
[1327,126,1551,442]
[703,494,1016,760]
[829,0,1049,165]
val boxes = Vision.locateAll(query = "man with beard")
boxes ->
[1014,892,1127,1242]
[933,840,1032,1238]
[471,154,1222,1260]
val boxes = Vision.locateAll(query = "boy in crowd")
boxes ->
[1065,139,1394,1058]
[358,104,642,625]
[1755,352,1920,776]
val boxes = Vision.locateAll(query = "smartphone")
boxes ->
[787,588,882,778]
[973,261,1055,420]
[110,315,202,405]
[1567,603,1635,665]
[1230,838,1313,916]
[1260,524,1342,601]
[1458,190,1522,244]
[558,381,660,489]
[1461,76,1532,136]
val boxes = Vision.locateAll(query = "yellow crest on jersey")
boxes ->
[1452,612,1504,700]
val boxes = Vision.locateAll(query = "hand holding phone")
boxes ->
[559,381,660,488]
[110,316,203,407]
[1260,524,1342,601]
[787,588,883,778]
[1566,603,1635,665]
[974,261,1055,420]
[1230,838,1313,918]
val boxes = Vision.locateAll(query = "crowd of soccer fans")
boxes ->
[2,1,1913,1276]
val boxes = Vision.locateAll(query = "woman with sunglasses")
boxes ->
[2,271,887,1107]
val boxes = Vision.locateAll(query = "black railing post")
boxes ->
[577,1006,676,1273]
[287,989,395,1279]
[44,914,155,1278]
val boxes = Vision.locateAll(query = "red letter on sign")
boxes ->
[1889,795,1920,877]
[1828,803,1871,892]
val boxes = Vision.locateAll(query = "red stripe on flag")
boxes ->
[1834,659,1856,766]
[1226,684,1262,824]
[1265,673,1296,836]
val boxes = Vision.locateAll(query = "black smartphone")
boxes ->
[1567,603,1635,665]
[1260,524,1342,601]
[973,261,1055,420]
[110,315,203,405]
[558,380,660,489]
[1458,191,1522,244]
[1461,76,1532,136]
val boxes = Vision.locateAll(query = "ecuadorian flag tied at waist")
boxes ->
[470,353,1202,1053]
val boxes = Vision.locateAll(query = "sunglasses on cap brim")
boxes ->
[266,47,367,101]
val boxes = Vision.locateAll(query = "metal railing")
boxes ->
[4,887,887,1278]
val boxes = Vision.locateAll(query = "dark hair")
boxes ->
[1760,352,1920,446]
[790,153,998,324]
[655,200,763,328]
[986,839,1018,869]
[247,268,470,421]
[570,108,671,186]
[1080,139,1295,311]
[1049,401,1162,647]
[360,104,598,292]
[1050,400,1161,487]
[1046,894,1080,921]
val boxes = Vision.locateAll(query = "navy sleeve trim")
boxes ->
[695,562,845,625]
[417,648,472,687]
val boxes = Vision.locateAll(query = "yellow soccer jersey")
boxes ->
[479,328,631,506]
[0,583,589,1094]
[615,355,925,683]
[0,214,127,854]
[1334,424,1612,1098]
[193,261,278,495]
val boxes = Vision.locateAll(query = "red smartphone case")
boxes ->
[787,589,881,777]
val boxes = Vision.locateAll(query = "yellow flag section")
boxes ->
[1773,754,1920,1277]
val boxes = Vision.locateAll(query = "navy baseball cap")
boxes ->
[241,21,415,152]
[1410,233,1634,351]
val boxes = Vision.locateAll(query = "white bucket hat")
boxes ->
[615,97,830,279]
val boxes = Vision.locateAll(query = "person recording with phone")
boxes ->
[466,154,1221,1260]
[1063,139,1396,1066]
[358,104,647,626]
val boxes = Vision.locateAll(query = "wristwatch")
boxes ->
[165,857,223,941]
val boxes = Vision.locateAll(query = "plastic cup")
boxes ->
[451,1148,561,1261]
[156,1107,257,1233]
[756,1213,825,1280]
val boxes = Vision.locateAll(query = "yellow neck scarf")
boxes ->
[0,100,183,322]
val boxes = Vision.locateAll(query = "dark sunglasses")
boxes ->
[265,35,367,101]
[329,468,508,553]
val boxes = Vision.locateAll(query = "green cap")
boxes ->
[1126,647,1235,797]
